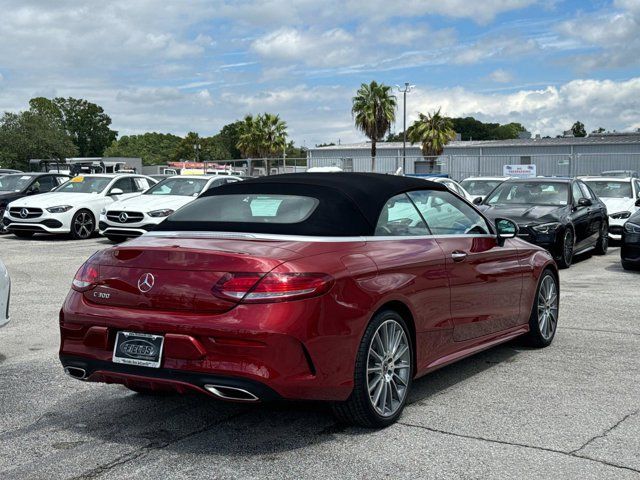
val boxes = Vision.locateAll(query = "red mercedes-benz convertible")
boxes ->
[59,173,559,427]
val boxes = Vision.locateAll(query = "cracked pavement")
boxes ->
[0,235,638,479]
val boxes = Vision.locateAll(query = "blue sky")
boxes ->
[1,0,640,147]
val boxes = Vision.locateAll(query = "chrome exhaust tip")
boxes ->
[204,384,259,402]
[64,366,87,380]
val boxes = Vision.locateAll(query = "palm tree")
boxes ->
[352,81,397,172]
[236,113,288,174]
[407,109,456,171]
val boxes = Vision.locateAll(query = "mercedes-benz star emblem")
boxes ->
[20,208,28,219]
[119,212,129,223]
[137,273,155,293]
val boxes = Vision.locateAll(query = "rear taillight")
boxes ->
[212,272,334,303]
[72,262,99,292]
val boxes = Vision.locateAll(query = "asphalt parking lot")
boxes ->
[0,235,638,479]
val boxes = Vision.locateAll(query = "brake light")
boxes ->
[72,262,99,292]
[212,272,334,303]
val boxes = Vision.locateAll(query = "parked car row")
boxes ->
[0,173,242,241]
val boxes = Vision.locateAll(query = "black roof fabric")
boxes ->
[157,173,446,236]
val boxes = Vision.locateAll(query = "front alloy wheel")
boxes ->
[71,210,94,240]
[524,270,559,347]
[556,229,574,269]
[332,310,413,428]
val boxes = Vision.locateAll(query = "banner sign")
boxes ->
[503,164,536,178]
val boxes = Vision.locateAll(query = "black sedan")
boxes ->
[476,178,608,268]
[621,209,640,270]
[0,173,70,232]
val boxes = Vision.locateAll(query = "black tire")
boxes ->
[13,231,34,238]
[594,222,609,255]
[70,210,95,240]
[523,269,559,348]
[622,260,639,271]
[106,235,125,243]
[331,310,413,428]
[555,228,574,269]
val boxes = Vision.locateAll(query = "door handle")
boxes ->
[451,251,467,262]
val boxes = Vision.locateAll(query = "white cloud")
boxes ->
[408,77,640,136]
[489,69,514,83]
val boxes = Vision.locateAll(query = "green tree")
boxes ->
[352,81,397,172]
[591,127,606,134]
[236,113,288,158]
[217,121,244,159]
[104,132,182,165]
[407,109,456,169]
[493,122,527,140]
[28,97,117,156]
[571,121,587,138]
[0,111,77,170]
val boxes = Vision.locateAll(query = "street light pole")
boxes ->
[396,82,414,174]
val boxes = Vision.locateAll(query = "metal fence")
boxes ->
[306,153,640,180]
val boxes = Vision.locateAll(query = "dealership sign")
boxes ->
[503,164,536,178]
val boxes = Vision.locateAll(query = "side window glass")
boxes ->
[579,182,593,199]
[572,183,583,205]
[409,190,490,235]
[113,177,135,193]
[36,176,56,192]
[375,193,429,236]
[635,180,640,198]
[134,178,149,191]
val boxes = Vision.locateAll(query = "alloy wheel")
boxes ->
[74,212,94,239]
[537,275,558,341]
[563,230,574,265]
[601,224,609,252]
[367,319,411,417]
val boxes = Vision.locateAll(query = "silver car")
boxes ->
[0,259,10,328]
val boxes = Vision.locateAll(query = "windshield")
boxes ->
[583,181,632,198]
[57,176,111,194]
[486,182,569,206]
[0,175,36,192]
[145,178,208,197]
[169,194,319,224]
[460,179,503,196]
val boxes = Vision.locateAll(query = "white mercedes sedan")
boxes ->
[4,174,156,239]
[0,259,10,328]
[99,175,242,241]
[582,177,640,240]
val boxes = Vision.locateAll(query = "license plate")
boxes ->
[112,331,164,368]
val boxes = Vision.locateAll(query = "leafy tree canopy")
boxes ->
[104,132,182,165]
[571,121,587,137]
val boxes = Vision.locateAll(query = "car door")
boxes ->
[579,181,604,245]
[570,181,592,250]
[408,190,525,342]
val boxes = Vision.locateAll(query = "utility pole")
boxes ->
[396,82,414,173]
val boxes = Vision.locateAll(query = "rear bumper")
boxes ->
[60,354,282,401]
[59,290,361,402]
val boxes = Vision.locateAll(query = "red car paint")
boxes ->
[59,233,555,401]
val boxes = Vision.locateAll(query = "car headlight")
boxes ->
[532,222,562,234]
[46,205,73,213]
[610,211,631,219]
[147,209,174,218]
[100,207,106,215]
[624,222,640,234]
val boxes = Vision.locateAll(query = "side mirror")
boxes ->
[473,197,483,205]
[495,218,518,246]
[108,188,124,196]
[635,198,640,207]
[578,198,592,207]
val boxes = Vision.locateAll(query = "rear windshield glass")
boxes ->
[486,182,569,206]
[583,181,632,198]
[145,178,208,197]
[168,194,319,224]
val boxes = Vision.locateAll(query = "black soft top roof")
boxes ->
[157,173,446,236]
